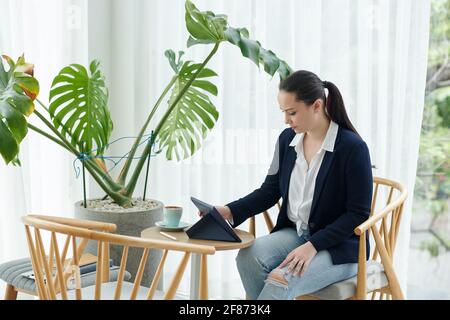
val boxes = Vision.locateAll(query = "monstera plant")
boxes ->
[0,0,292,209]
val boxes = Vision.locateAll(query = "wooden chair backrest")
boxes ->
[366,177,407,262]
[354,177,407,299]
[22,215,215,300]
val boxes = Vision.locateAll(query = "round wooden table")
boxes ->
[141,226,254,299]
[141,227,254,250]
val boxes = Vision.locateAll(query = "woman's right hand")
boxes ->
[198,205,232,221]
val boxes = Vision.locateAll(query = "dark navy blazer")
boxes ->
[227,126,372,265]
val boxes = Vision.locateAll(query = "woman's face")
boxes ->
[277,90,322,134]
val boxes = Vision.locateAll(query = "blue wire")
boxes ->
[73,133,158,178]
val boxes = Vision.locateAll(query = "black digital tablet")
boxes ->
[186,206,241,242]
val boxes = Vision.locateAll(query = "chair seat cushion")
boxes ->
[309,260,388,300]
[61,281,185,300]
[0,258,131,294]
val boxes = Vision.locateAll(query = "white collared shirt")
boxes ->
[287,121,339,237]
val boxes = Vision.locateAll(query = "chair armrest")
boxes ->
[27,214,117,232]
[354,190,407,235]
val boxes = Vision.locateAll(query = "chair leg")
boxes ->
[4,284,18,300]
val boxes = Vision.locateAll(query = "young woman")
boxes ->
[212,70,373,300]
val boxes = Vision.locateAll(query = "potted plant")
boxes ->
[0,0,292,285]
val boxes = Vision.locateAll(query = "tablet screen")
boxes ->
[191,196,214,215]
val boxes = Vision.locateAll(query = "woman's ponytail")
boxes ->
[322,80,359,136]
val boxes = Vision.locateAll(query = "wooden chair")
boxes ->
[248,176,407,300]
[2,217,120,300]
[21,214,215,300]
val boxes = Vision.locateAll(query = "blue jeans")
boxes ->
[236,227,358,300]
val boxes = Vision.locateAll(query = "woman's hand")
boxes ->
[214,206,233,220]
[278,241,318,277]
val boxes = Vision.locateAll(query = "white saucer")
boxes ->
[155,221,190,232]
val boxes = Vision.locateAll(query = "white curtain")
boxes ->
[0,0,430,298]
[0,0,89,295]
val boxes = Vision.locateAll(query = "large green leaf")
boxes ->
[185,0,293,80]
[0,55,39,165]
[49,60,113,155]
[185,0,227,47]
[224,27,293,80]
[158,61,219,161]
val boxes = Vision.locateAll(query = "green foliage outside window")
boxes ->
[413,0,450,257]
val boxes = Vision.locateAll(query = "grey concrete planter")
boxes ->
[74,199,164,287]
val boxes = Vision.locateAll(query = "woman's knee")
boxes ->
[236,247,253,268]
[266,268,288,287]
[236,246,269,272]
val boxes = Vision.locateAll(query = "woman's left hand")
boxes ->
[278,241,318,277]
